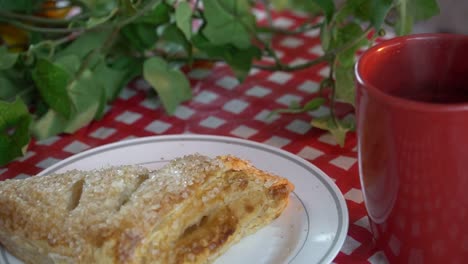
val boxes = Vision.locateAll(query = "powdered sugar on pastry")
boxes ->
[0,154,294,264]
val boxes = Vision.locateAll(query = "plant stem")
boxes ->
[254,54,331,72]
[118,0,160,28]
[6,86,35,103]
[257,21,322,35]
[0,19,85,34]
[262,0,273,27]
[0,10,86,25]
[328,58,338,125]
[254,26,372,72]
[31,32,81,57]
[397,0,407,35]
[101,27,121,52]
[167,55,220,64]
[194,0,201,9]
[336,26,372,53]
[254,35,282,69]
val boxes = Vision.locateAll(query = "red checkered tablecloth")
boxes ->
[0,7,393,264]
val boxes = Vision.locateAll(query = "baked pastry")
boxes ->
[0,154,294,264]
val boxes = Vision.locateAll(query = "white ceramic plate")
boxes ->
[0,135,348,264]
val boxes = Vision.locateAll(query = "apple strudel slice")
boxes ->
[0,154,294,264]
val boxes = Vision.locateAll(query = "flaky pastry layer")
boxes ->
[0,154,294,264]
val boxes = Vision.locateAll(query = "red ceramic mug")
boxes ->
[355,34,468,263]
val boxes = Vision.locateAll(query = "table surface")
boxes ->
[0,7,392,264]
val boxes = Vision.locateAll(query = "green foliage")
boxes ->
[202,0,255,49]
[175,1,192,40]
[0,98,31,166]
[0,46,18,70]
[313,0,335,22]
[32,58,74,119]
[135,2,172,24]
[121,22,159,51]
[0,0,40,12]
[334,64,355,105]
[271,0,321,13]
[161,23,192,57]
[56,30,112,60]
[0,75,17,100]
[335,0,392,30]
[192,34,261,81]
[395,0,440,35]
[269,97,326,116]
[0,69,33,103]
[32,59,107,139]
[143,57,191,114]
[96,56,141,102]
[0,0,439,164]
[333,22,369,67]
[310,115,355,147]
[81,0,118,16]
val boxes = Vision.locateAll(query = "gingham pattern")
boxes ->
[0,7,394,264]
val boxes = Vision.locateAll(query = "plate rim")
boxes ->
[4,135,348,264]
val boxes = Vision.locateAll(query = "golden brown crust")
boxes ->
[0,154,294,264]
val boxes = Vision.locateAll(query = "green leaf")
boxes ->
[57,29,112,60]
[333,0,363,22]
[223,45,261,81]
[136,2,172,24]
[192,34,260,81]
[55,55,81,75]
[334,23,368,67]
[408,0,439,21]
[369,0,393,30]
[175,1,192,40]
[0,46,18,70]
[395,0,439,35]
[65,69,105,130]
[32,58,73,119]
[121,23,158,51]
[0,98,31,166]
[192,33,226,58]
[304,97,326,111]
[395,0,411,35]
[97,68,126,101]
[0,69,34,103]
[31,109,67,140]
[143,57,192,114]
[95,56,141,101]
[161,24,192,56]
[120,1,174,52]
[202,0,255,49]
[320,23,331,51]
[86,8,118,28]
[336,0,392,31]
[311,115,354,147]
[313,0,335,22]
[289,100,301,109]
[395,14,413,35]
[329,23,366,104]
[334,64,355,105]
[0,0,37,12]
[80,0,118,17]
[0,75,19,101]
[269,97,325,116]
[94,87,108,120]
[271,0,292,10]
[271,0,321,13]
[32,68,105,139]
[31,56,109,139]
[119,0,137,15]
